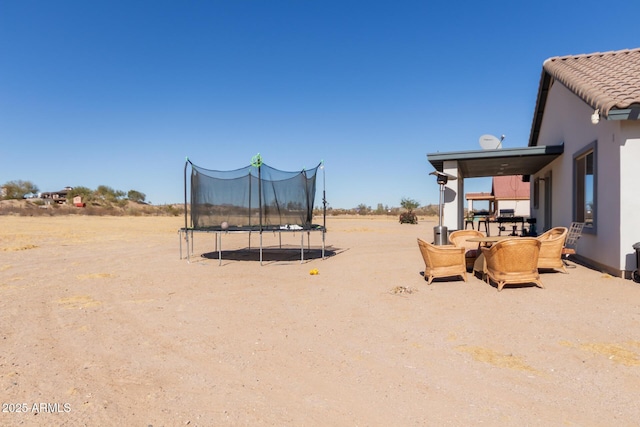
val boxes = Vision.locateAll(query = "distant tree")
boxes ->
[95,185,125,202]
[1,180,39,200]
[127,190,146,203]
[399,197,420,224]
[375,203,385,215]
[400,197,420,212]
[356,203,371,215]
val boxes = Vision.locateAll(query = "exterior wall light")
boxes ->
[591,108,600,124]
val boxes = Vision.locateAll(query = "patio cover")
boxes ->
[427,144,564,179]
[426,144,564,230]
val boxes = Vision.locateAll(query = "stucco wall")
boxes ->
[532,81,625,274]
[619,122,640,272]
[496,200,529,217]
[443,161,461,230]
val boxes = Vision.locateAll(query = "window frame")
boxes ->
[573,140,597,234]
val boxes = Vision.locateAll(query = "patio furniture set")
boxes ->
[417,223,584,291]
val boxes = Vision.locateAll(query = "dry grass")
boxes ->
[456,346,539,373]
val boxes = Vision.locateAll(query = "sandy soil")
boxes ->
[1,214,640,426]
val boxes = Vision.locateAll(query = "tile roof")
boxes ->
[491,175,530,200]
[543,47,640,117]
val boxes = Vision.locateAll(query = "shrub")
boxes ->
[399,197,420,224]
[399,211,418,224]
[127,190,146,203]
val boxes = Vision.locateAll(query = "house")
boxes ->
[40,187,73,204]
[528,47,640,278]
[427,47,640,278]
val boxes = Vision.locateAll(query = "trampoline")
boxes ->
[179,154,327,264]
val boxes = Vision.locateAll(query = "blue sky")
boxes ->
[1,1,638,209]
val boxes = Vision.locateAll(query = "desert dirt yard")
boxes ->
[1,214,640,426]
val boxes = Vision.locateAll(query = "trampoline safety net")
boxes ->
[187,160,321,231]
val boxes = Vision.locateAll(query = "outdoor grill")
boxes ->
[496,209,525,236]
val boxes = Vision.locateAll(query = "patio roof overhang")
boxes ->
[466,192,494,201]
[426,144,564,179]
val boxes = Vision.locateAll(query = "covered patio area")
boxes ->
[426,144,564,232]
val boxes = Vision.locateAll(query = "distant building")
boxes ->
[40,187,73,204]
[73,195,85,207]
[465,191,494,215]
[492,175,530,217]
[466,175,530,217]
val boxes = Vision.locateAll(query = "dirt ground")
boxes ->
[1,214,640,426]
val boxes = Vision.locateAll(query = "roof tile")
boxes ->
[543,48,640,117]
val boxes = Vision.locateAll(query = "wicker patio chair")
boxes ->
[536,227,568,273]
[417,238,467,285]
[449,229,485,271]
[481,237,543,291]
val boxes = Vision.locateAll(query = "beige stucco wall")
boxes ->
[532,81,627,275]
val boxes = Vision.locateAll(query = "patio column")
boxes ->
[442,160,462,231]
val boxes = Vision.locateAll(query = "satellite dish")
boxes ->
[479,134,504,150]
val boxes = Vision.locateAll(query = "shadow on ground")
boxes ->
[201,246,341,263]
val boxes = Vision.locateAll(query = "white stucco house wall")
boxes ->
[529,47,640,278]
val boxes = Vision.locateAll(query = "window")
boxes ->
[574,141,597,231]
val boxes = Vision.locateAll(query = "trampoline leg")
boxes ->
[218,232,222,266]
[186,230,191,264]
[300,233,304,263]
[260,232,263,265]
